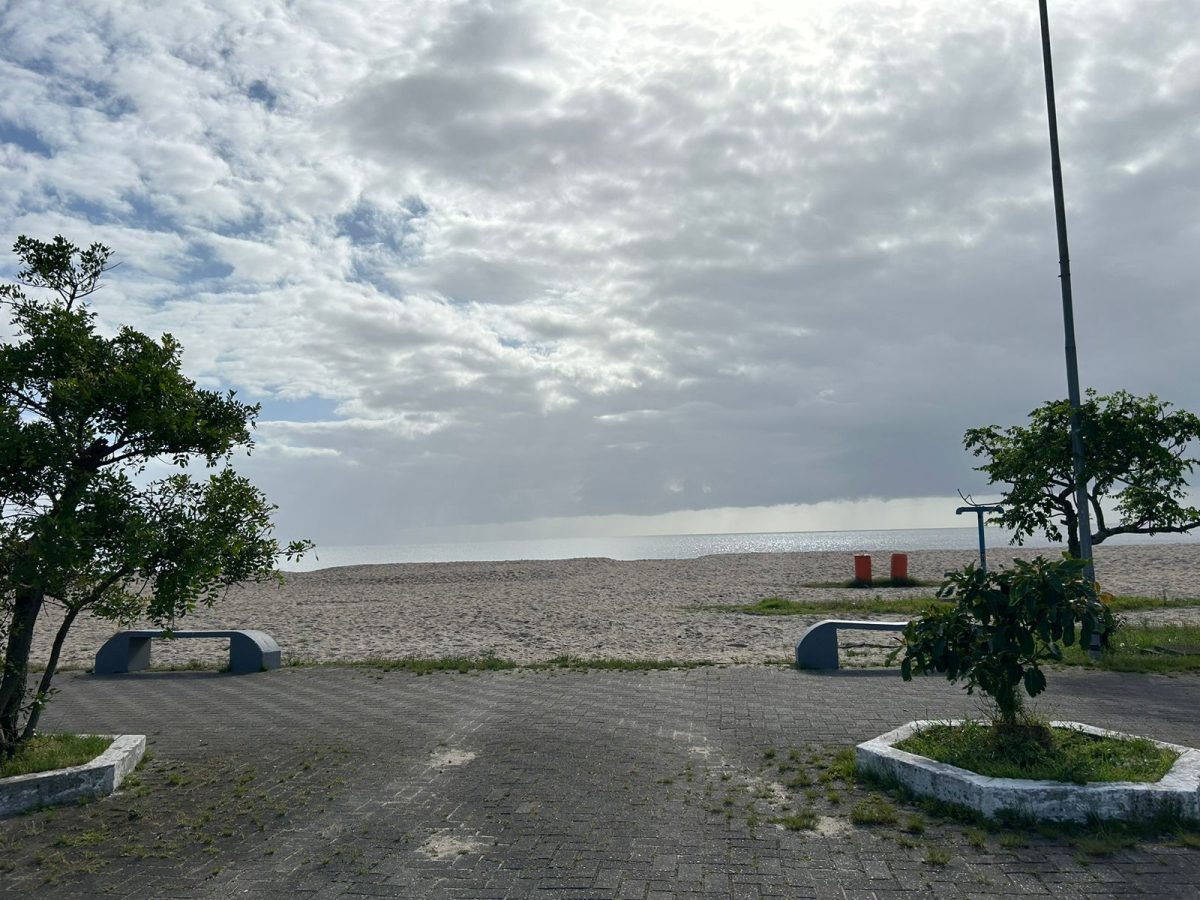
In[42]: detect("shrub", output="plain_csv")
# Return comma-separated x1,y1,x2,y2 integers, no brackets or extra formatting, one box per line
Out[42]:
896,556,1116,728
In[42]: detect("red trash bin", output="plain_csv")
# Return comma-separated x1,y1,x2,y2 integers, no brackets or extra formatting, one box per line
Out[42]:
853,554,872,585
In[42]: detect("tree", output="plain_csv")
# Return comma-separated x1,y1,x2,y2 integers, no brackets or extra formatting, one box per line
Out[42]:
897,556,1115,729
0,236,311,759
964,390,1200,557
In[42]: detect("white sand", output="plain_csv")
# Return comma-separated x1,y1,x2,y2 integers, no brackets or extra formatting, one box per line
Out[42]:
30,543,1200,669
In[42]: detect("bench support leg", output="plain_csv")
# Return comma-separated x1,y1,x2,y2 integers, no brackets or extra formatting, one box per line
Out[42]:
796,628,840,670
228,634,280,673
95,635,153,674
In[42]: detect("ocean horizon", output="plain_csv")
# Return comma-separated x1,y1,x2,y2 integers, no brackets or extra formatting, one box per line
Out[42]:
281,525,1200,572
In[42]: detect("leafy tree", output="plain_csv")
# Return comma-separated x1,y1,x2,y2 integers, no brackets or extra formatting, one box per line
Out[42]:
964,390,1200,557
0,236,311,759
897,556,1115,729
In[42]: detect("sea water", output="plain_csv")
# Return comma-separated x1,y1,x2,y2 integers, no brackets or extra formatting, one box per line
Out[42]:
282,526,1198,571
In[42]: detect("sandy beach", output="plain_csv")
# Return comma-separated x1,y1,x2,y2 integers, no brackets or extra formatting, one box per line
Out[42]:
28,542,1200,671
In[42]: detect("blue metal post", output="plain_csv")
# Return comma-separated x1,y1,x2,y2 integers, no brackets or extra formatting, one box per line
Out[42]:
957,504,1003,574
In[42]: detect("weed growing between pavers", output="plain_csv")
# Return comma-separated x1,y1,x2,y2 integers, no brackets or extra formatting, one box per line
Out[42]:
649,738,1200,881
852,753,1200,861
924,845,951,865
849,794,899,826
0,739,367,892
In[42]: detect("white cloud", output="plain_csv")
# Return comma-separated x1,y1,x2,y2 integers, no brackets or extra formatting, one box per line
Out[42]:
1,0,1197,546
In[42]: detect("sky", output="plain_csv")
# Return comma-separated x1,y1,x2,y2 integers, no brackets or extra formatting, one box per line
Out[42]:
1,0,1198,548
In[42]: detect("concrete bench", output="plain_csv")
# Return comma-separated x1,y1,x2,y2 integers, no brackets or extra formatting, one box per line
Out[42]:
94,630,281,675
795,619,909,670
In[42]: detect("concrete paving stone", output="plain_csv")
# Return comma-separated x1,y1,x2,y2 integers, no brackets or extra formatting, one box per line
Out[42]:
614,879,649,899
0,666,1195,898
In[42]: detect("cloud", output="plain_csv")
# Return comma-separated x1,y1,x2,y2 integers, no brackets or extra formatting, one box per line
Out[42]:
1,0,1198,545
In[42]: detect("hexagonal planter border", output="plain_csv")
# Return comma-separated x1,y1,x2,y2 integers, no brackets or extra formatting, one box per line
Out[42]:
0,734,146,818
856,720,1200,823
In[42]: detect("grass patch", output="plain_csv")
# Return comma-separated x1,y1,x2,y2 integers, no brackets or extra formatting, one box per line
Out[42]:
774,809,818,831
343,655,518,674
849,794,899,826
924,845,950,865
895,720,1178,784
827,748,858,783
709,596,948,617
801,576,936,589
55,829,109,848
710,594,1200,619
0,734,112,779
529,656,716,672
1058,624,1200,674
145,659,230,673
283,654,513,673
1103,596,1200,613
857,755,1200,856
284,654,716,674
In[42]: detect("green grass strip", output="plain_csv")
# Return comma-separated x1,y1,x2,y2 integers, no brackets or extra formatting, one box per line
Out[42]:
1,734,112,779
709,594,1200,618
1058,624,1200,674
707,596,949,616
801,577,937,589
527,655,717,672
291,654,519,674
895,721,1178,784
282,654,717,674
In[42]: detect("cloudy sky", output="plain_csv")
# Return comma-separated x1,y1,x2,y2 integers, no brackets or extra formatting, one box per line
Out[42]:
1,0,1198,548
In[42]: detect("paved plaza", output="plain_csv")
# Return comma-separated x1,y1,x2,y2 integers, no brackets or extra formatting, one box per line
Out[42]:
1,664,1198,898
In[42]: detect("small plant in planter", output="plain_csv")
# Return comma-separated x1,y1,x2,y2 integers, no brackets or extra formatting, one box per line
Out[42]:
862,557,1200,823
897,555,1116,738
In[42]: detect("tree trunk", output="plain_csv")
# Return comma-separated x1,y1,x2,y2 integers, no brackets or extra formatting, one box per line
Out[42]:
1064,508,1081,558
0,587,44,758
992,682,1024,729
20,606,79,742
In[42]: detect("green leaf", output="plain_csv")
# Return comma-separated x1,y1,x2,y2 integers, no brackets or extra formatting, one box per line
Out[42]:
0,235,314,756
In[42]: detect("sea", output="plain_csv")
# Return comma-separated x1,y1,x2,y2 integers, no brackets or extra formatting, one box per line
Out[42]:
283,526,1200,572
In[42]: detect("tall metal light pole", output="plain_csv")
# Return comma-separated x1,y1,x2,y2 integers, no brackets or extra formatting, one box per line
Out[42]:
1038,0,1094,585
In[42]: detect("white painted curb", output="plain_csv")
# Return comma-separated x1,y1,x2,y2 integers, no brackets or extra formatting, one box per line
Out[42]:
0,734,146,818
857,720,1200,823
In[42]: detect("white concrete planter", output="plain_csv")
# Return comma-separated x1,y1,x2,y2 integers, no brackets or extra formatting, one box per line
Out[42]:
0,734,146,818
857,720,1200,824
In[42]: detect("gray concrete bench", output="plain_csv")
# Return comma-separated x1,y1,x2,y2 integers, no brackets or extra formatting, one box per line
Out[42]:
94,630,281,675
795,619,909,670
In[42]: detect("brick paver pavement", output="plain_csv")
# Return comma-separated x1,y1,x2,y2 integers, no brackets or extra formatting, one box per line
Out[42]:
1,665,1197,898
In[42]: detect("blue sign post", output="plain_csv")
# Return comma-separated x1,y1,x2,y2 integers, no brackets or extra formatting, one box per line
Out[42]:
956,504,1003,573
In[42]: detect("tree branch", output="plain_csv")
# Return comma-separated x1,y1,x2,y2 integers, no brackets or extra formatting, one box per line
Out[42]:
1089,494,1106,534
1094,520,1200,544
2,388,50,417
